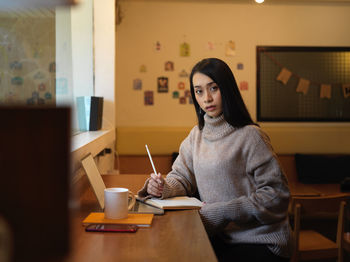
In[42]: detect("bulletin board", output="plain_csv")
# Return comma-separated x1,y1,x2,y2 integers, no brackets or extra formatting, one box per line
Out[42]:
257,46,350,122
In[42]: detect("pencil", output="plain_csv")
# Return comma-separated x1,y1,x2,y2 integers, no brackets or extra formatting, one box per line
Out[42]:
145,144,158,175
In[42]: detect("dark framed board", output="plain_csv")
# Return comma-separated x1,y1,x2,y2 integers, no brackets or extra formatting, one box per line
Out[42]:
256,46,350,122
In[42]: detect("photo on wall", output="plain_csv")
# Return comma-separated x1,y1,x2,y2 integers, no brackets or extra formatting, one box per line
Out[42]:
157,77,168,93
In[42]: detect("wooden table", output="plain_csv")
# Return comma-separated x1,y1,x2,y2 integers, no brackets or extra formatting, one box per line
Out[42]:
66,174,348,262
65,174,217,262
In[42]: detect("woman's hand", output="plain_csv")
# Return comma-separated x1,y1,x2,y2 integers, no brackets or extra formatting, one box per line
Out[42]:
147,173,164,197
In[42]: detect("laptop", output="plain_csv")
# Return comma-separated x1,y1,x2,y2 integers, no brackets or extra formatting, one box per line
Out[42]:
81,154,164,215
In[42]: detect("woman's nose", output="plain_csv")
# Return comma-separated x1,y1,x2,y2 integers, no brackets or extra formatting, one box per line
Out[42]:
204,92,213,103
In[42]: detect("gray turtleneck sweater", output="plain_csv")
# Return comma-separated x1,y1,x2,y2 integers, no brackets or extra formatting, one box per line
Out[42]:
138,114,292,257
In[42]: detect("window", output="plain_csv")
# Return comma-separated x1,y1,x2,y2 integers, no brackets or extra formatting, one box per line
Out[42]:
0,0,94,133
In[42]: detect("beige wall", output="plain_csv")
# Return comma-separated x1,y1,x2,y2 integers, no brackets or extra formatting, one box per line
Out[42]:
115,0,350,155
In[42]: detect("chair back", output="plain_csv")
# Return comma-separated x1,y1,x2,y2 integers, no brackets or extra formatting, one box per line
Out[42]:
338,199,350,262
291,194,349,262
291,194,349,217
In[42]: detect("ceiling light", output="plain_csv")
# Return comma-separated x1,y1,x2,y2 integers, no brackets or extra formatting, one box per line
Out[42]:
255,0,264,3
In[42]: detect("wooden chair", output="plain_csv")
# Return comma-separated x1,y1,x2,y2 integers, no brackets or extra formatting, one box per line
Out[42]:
291,194,349,262
338,199,350,262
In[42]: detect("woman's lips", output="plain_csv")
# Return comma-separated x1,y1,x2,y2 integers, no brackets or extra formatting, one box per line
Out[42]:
205,105,216,111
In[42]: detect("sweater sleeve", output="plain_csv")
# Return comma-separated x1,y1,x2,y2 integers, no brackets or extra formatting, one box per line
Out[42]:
162,128,198,198
199,127,290,236
137,128,198,199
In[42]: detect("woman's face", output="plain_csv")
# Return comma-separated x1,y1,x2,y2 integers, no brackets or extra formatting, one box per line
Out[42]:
192,72,223,118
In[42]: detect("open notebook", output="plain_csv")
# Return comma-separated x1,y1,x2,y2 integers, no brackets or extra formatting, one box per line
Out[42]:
81,154,164,215
141,196,204,210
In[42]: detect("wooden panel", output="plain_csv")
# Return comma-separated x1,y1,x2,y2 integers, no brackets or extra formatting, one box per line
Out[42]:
278,154,298,183
116,155,173,174
116,154,296,177
116,126,191,155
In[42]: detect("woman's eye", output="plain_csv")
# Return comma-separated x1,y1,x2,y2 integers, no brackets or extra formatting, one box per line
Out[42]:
195,89,202,94
210,86,218,92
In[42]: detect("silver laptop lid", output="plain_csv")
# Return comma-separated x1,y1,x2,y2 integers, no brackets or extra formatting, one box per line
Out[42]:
81,153,164,215
81,154,106,210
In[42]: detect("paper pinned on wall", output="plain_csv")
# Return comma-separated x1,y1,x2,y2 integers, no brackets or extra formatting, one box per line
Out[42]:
179,69,189,78
144,91,154,105
44,92,52,100
133,78,142,90
155,41,161,51
38,83,46,91
207,41,214,51
165,61,174,71
140,64,147,72
178,82,185,90
296,78,310,95
179,97,186,104
180,42,190,57
276,68,292,85
10,61,22,70
320,84,331,99
172,91,179,98
237,63,244,70
225,40,236,56
239,81,248,91
157,77,168,93
56,78,68,94
343,84,350,98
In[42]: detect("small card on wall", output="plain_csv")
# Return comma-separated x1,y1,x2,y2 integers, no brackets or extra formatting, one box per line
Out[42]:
140,65,147,73
173,91,179,98
276,68,292,85
343,84,350,98
179,97,186,104
155,41,161,51
133,78,142,90
225,40,236,56
10,61,22,70
237,63,244,70
184,90,191,97
239,81,248,91
178,82,185,90
144,91,154,105
179,69,189,78
56,78,68,95
296,78,310,95
157,77,168,93
207,41,214,51
165,61,174,71
180,42,190,57
38,83,46,91
320,84,331,99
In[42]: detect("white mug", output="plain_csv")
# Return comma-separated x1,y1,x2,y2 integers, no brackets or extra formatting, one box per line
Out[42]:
104,188,136,219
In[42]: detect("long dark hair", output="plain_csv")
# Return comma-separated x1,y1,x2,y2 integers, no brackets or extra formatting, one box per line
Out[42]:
189,58,256,130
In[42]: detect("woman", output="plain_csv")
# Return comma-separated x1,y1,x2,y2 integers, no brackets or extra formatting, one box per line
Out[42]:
138,58,292,262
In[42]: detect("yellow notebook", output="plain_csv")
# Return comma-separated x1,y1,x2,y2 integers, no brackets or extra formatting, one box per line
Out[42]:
82,213,154,227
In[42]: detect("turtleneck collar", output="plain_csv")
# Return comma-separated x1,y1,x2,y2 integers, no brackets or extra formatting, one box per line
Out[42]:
202,113,235,141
